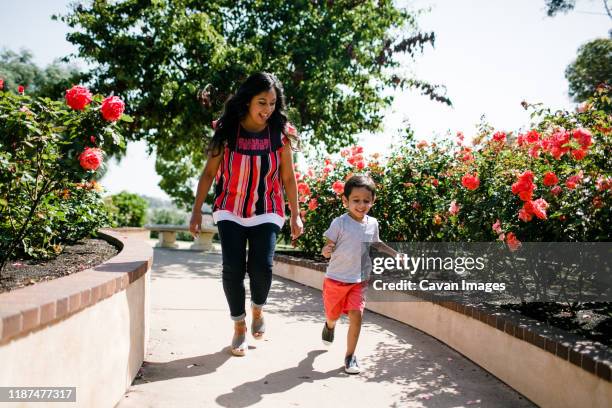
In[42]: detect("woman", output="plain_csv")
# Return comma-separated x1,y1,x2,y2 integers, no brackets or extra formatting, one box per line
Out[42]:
190,72,303,356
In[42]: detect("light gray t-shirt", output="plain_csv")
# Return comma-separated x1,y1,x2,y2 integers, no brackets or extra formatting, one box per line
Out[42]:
323,213,381,283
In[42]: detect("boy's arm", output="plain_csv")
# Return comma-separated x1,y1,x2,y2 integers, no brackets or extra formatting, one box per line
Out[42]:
321,238,336,258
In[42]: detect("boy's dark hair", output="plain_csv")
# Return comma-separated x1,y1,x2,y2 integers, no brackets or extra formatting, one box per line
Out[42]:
343,174,376,198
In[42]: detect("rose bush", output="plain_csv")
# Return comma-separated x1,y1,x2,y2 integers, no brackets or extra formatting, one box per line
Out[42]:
286,86,611,256
0,83,131,272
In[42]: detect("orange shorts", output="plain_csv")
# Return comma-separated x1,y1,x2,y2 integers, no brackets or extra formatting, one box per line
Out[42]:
323,277,367,320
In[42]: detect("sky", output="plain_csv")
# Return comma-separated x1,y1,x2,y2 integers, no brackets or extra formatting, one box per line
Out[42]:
1,0,610,200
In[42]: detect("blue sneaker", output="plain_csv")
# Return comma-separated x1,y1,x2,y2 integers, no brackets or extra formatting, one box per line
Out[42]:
344,354,361,374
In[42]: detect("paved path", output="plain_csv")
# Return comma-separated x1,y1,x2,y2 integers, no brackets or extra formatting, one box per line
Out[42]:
117,242,535,408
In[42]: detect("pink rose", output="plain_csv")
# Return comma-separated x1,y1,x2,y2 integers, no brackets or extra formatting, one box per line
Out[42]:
550,186,562,196
100,95,125,122
65,85,93,110
492,219,502,234
448,200,460,215
284,122,297,136
78,147,104,171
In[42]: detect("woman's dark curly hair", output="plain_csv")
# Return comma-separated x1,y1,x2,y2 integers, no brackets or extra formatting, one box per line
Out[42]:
207,72,300,157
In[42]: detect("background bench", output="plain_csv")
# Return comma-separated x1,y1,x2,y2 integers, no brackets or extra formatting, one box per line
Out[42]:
144,224,217,251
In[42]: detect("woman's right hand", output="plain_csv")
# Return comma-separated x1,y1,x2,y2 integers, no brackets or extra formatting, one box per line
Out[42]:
189,211,202,238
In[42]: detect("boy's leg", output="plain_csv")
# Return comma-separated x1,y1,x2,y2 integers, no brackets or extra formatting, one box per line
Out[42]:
322,278,343,345
346,310,363,357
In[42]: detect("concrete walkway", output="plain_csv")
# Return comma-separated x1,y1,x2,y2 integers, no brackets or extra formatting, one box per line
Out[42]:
116,242,535,408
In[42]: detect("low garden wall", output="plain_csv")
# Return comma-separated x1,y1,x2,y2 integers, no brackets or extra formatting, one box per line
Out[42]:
273,254,612,408
0,229,152,408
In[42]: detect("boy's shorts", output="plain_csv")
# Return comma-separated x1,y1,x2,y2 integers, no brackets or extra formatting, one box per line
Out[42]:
323,277,367,320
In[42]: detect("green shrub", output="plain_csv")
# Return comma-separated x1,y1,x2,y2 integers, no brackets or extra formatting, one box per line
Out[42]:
106,191,148,227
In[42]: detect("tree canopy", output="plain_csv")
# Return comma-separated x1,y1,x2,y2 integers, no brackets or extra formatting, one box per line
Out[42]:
58,0,450,208
565,38,612,103
0,49,82,98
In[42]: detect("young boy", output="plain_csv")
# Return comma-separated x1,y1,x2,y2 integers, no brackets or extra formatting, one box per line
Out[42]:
321,174,398,374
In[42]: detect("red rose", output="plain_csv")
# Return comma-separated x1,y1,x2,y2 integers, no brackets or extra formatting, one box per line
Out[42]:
308,198,318,211
461,173,480,190
100,95,125,122
525,130,540,144
571,149,587,160
518,190,533,202
65,85,92,110
511,171,535,201
565,172,583,190
506,232,521,252
78,147,104,171
17,85,25,94
518,207,533,222
547,130,571,159
492,131,506,143
332,181,345,195
0,78,4,90
593,196,604,209
572,128,592,149
297,182,311,197
543,172,558,186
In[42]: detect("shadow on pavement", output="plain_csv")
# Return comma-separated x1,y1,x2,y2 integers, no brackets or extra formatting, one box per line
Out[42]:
215,350,343,408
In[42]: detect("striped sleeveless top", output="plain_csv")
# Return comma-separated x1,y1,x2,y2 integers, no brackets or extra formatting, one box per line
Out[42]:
212,124,288,228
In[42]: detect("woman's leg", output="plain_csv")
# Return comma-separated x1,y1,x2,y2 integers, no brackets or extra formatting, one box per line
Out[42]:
217,220,248,321
246,223,280,310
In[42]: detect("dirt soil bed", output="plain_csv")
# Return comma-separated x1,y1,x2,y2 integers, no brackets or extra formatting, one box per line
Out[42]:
0,238,119,294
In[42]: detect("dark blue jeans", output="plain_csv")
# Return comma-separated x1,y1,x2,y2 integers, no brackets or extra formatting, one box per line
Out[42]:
217,220,280,321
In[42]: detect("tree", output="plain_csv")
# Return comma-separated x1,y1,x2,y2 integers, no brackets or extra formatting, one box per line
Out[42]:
0,49,83,99
565,38,612,103
58,0,450,208
544,0,612,19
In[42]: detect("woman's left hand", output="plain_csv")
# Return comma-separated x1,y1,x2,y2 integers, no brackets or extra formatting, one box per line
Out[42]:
290,213,304,243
